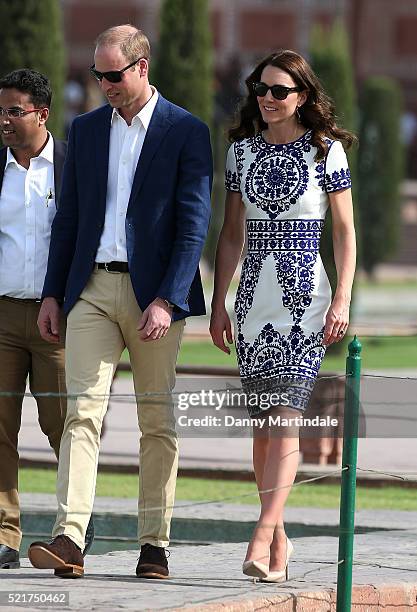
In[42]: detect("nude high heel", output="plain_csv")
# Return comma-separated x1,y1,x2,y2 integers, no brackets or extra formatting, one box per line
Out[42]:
243,524,273,579
261,537,293,583
242,558,269,579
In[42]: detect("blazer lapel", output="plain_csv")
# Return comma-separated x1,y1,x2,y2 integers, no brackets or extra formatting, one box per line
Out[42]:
53,138,67,207
0,147,7,195
93,105,112,209
128,96,173,208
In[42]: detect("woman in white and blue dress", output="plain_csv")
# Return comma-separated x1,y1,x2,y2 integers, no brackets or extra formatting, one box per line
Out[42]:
210,50,356,582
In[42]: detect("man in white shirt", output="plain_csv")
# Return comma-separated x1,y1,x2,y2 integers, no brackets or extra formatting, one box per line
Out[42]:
29,25,212,580
0,70,94,569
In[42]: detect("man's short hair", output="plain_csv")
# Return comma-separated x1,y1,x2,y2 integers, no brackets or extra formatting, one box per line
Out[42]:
95,24,151,63
0,69,52,108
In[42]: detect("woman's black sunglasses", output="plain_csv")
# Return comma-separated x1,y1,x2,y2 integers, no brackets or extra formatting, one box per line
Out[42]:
89,57,143,83
253,82,302,100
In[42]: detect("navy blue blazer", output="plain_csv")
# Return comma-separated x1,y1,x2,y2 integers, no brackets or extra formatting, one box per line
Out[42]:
42,95,213,320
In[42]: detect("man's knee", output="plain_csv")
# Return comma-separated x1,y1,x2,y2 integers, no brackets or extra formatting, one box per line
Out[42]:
138,402,177,438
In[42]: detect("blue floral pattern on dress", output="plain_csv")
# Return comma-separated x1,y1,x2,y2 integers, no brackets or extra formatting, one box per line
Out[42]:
235,252,268,327
233,218,326,410
224,131,351,414
325,167,351,192
236,323,326,413
237,323,324,380
315,140,352,192
225,141,245,192
244,133,310,219
273,250,318,324
225,168,239,191
235,219,324,328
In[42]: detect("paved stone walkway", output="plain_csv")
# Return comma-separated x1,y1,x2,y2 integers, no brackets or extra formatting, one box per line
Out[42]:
3,496,416,610
4,532,417,611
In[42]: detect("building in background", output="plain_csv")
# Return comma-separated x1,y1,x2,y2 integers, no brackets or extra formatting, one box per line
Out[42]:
62,0,417,163
61,0,417,267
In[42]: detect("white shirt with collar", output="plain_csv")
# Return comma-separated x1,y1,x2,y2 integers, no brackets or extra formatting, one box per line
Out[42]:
95,86,159,263
0,132,56,299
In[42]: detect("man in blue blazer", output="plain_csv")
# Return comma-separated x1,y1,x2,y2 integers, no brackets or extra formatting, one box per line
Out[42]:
29,25,212,579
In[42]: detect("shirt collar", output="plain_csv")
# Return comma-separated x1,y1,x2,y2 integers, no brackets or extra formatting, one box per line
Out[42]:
6,131,54,168
111,86,159,130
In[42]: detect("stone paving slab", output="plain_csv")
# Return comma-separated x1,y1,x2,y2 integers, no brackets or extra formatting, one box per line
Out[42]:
19,495,417,566
9,496,417,610
2,534,417,611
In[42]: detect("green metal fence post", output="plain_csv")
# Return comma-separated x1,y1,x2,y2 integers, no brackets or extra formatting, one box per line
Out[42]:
337,335,362,612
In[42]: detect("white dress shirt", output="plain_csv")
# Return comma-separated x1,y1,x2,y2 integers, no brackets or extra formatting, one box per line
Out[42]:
0,133,56,299
95,87,159,263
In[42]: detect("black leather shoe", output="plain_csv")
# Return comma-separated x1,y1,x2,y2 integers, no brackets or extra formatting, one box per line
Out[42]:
83,515,95,557
136,543,170,579
0,545,20,569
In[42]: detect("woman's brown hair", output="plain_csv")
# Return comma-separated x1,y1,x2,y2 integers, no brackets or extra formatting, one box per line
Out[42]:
228,50,357,160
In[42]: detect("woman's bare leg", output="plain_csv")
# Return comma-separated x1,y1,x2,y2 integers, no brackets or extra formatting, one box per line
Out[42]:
266,432,299,570
244,408,300,570
244,423,270,565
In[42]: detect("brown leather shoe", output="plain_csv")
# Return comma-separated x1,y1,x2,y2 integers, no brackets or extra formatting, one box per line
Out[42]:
28,535,84,578
136,543,170,579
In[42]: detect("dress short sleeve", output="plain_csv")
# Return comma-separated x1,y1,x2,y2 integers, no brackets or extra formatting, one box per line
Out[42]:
324,140,352,193
225,143,241,192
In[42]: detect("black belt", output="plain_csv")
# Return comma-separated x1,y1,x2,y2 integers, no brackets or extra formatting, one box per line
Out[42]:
97,261,129,273
0,295,42,303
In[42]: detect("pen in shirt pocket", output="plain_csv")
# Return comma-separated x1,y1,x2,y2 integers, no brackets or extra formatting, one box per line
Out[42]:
45,188,54,207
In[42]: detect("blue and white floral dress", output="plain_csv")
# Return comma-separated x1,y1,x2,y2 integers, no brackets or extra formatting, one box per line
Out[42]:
225,130,351,414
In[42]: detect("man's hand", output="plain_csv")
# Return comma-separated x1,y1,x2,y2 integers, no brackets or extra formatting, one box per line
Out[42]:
37,297,61,343
137,298,173,341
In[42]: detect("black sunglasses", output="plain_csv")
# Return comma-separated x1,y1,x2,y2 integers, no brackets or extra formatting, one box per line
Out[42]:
253,82,302,100
89,57,143,83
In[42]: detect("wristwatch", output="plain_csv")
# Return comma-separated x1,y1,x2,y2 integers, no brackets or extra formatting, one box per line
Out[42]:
159,298,174,309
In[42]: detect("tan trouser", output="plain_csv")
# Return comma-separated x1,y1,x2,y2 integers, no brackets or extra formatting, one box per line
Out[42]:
53,269,184,550
0,297,66,550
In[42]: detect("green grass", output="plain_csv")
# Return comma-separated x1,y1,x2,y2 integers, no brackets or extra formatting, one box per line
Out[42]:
172,336,417,370
20,469,417,511
355,279,417,290
322,335,417,370
178,341,238,367
120,336,417,371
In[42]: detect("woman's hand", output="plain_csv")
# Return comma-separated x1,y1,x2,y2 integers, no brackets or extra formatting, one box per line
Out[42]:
323,293,350,346
210,305,234,354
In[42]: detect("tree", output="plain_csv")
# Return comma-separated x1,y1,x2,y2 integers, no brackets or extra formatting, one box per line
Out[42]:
153,0,213,126
310,20,358,352
310,19,358,279
358,77,404,276
0,0,65,137
153,0,218,267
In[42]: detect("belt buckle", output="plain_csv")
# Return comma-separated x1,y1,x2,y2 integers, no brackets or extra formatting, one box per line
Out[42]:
104,262,119,274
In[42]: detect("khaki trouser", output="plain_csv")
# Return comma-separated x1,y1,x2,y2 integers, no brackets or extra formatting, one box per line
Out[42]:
53,269,184,550
0,297,66,550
